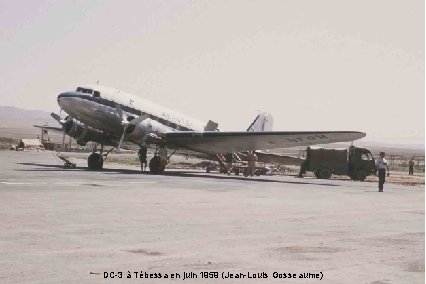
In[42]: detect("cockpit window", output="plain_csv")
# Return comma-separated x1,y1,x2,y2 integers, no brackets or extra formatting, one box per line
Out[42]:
93,91,100,98
76,87,83,92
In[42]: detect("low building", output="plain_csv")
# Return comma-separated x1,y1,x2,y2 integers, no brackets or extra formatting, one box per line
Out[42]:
17,139,44,150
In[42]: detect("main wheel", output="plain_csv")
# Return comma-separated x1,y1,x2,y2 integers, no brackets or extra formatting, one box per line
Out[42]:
318,168,332,179
88,153,103,170
149,156,165,174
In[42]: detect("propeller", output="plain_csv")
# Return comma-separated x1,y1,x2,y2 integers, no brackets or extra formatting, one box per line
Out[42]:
115,104,150,151
51,112,68,150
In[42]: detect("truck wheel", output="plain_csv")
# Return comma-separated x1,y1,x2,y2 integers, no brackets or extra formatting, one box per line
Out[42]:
318,168,332,179
354,169,367,181
314,170,320,179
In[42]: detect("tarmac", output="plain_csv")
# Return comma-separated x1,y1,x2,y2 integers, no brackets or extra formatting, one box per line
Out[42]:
0,151,424,283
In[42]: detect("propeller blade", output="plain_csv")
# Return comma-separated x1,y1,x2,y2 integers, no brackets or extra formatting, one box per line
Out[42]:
51,112,61,123
61,128,66,150
117,125,128,151
51,112,67,125
115,104,128,124
129,113,149,125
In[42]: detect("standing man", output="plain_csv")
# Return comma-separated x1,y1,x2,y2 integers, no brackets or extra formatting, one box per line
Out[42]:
408,158,415,175
138,144,148,172
224,152,233,174
247,151,258,177
375,152,390,192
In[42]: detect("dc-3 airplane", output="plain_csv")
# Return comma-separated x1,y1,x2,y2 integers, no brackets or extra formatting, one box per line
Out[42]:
39,85,365,174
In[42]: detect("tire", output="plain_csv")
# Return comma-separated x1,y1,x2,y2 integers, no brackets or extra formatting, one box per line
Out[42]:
88,153,103,170
318,168,332,179
353,169,367,181
149,156,165,174
314,170,320,179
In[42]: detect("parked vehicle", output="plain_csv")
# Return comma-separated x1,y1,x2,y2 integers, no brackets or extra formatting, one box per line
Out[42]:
299,146,375,181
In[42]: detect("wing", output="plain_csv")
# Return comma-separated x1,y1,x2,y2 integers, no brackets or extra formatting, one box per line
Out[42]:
33,125,63,132
164,131,365,154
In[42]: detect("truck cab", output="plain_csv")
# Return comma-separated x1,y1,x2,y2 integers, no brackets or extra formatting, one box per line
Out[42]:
348,146,376,180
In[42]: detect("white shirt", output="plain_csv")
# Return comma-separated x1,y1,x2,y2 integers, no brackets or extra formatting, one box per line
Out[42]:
375,157,388,169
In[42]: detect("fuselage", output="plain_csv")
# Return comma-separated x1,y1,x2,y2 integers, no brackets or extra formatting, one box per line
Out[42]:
57,85,206,142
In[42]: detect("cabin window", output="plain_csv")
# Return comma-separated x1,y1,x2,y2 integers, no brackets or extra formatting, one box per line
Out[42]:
93,91,100,98
76,87,83,92
361,153,373,160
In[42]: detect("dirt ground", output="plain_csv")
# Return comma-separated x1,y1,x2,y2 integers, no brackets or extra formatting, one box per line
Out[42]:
365,172,425,187
299,171,425,187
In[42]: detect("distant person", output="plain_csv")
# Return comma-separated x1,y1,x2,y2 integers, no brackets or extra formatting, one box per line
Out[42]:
138,144,147,171
247,151,258,176
408,158,415,175
224,152,233,174
298,160,308,178
375,152,390,192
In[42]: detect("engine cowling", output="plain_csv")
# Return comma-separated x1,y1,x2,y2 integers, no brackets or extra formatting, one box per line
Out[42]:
127,118,170,144
63,118,115,146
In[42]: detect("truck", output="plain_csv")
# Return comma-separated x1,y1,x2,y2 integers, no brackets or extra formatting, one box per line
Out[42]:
299,146,376,181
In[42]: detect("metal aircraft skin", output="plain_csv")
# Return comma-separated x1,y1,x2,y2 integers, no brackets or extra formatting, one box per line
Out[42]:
50,85,365,172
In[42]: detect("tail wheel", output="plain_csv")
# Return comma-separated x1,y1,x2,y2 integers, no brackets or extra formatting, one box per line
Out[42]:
318,168,332,179
88,153,103,170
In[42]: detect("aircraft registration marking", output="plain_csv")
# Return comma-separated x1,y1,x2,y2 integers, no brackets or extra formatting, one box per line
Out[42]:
284,134,328,143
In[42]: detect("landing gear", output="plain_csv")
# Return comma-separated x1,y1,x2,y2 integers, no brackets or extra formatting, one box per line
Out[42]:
87,144,112,170
149,156,165,174
149,145,168,174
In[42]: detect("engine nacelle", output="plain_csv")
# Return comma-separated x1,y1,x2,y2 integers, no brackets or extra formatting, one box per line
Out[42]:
127,118,170,144
64,118,114,146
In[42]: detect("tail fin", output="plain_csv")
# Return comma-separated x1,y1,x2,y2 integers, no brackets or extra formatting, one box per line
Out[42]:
246,112,273,132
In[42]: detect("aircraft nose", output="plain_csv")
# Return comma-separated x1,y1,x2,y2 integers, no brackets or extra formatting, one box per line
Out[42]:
57,91,78,109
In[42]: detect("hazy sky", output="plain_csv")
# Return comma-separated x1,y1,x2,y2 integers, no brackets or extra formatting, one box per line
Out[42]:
0,0,424,145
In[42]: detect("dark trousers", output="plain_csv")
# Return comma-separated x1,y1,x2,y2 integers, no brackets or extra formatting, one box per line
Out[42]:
409,167,414,175
378,169,386,191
